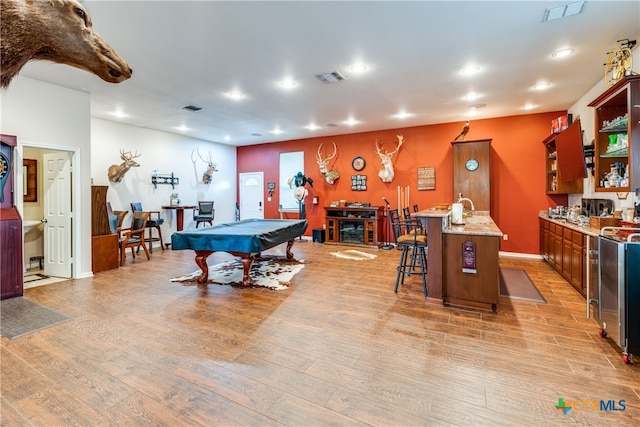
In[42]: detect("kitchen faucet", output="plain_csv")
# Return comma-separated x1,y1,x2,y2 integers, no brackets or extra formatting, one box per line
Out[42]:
457,193,475,211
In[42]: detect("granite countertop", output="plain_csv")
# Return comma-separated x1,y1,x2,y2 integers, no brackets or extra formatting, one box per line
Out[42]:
538,212,601,237
414,208,503,236
446,211,503,237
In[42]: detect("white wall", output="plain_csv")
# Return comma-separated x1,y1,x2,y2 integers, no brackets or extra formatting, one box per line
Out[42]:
91,119,237,236
1,76,92,278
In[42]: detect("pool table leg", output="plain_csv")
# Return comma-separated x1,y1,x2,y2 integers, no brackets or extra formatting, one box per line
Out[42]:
285,239,295,259
194,250,214,284
240,257,254,286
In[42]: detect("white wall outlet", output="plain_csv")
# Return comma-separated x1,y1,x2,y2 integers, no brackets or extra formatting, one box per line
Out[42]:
503,234,509,240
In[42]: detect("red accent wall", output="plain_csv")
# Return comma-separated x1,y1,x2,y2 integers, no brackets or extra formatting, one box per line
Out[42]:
237,111,570,255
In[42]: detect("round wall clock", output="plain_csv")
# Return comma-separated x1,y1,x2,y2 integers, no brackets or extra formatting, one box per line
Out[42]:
465,158,479,171
352,156,366,171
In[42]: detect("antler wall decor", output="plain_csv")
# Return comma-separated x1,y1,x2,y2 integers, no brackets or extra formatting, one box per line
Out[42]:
316,142,340,184
107,149,141,183
375,134,404,183
1,0,132,89
191,148,218,184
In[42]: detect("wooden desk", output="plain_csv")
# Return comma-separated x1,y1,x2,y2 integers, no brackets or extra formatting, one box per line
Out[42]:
162,205,196,231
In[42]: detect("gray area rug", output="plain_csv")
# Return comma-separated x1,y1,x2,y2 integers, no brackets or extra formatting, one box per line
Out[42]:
1,297,71,339
499,267,547,303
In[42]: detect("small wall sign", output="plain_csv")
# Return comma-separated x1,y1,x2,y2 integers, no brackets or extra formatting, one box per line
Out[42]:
462,240,477,274
417,166,435,190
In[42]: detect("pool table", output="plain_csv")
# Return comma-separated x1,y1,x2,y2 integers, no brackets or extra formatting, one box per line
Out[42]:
171,218,308,285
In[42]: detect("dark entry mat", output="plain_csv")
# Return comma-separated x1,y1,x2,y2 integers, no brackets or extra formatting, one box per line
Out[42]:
1,297,71,339
499,267,547,303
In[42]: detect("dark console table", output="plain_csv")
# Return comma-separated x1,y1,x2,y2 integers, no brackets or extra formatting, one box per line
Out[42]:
324,206,384,247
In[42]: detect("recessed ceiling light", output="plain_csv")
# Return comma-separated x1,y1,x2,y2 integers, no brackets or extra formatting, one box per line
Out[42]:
344,118,360,126
225,90,245,100
305,123,321,131
176,125,190,132
523,104,537,110
393,111,413,119
533,82,551,91
350,64,368,73
271,128,283,135
110,110,129,118
280,79,297,89
552,48,574,58
462,92,481,101
224,135,231,141
461,65,481,75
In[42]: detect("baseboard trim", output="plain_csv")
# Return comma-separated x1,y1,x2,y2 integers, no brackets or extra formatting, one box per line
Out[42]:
499,251,543,259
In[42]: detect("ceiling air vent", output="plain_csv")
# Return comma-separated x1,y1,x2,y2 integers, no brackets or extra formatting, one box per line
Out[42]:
180,104,205,112
315,71,346,84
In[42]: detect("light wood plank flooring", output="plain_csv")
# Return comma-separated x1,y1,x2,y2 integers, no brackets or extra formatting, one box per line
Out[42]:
2,241,639,426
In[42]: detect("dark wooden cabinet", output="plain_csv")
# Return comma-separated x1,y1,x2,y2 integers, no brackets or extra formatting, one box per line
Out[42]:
452,139,491,212
588,75,639,193
91,185,119,273
539,217,591,296
324,206,383,247
1,208,23,299
542,127,584,194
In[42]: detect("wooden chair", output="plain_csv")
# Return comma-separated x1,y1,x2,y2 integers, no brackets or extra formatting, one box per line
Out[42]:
193,200,214,228
130,202,164,252
119,211,150,266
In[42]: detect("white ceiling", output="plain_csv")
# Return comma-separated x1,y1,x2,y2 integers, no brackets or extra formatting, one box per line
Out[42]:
18,1,640,146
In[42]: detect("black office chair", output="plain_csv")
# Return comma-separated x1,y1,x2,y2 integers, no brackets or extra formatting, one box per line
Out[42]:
130,202,165,252
193,201,214,228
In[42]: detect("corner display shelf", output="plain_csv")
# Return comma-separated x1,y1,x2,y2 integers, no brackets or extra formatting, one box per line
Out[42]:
588,75,640,193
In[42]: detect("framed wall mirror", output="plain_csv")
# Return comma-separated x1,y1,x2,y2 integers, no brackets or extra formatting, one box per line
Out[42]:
23,159,37,202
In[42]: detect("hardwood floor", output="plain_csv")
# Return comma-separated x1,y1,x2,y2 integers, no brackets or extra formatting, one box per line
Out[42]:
2,241,639,426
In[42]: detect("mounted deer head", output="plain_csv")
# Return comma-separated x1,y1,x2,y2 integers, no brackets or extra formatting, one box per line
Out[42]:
316,142,340,185
191,148,218,184
108,149,140,183
0,0,132,88
376,134,404,183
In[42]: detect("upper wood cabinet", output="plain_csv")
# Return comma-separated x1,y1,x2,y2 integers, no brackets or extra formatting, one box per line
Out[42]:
588,75,640,193
542,120,584,194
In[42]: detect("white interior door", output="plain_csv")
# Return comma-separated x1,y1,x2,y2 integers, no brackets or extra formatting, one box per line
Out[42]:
239,172,264,220
43,151,72,278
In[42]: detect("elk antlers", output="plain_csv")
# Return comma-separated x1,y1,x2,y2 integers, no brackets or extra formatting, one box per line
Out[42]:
316,142,340,185
191,147,218,184
108,149,140,183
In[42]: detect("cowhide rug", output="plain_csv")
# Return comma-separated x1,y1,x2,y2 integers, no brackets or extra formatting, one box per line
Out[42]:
170,257,305,290
329,249,377,261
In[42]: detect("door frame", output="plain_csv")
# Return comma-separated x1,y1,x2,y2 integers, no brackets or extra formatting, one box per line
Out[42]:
17,141,80,279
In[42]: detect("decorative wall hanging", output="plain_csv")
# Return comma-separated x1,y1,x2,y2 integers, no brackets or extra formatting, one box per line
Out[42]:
191,147,218,184
107,149,140,183
23,159,37,202
375,134,404,183
352,156,365,171
351,174,367,191
417,166,435,190
316,142,340,184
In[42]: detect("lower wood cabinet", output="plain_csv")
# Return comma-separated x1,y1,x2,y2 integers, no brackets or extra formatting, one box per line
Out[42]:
539,218,589,296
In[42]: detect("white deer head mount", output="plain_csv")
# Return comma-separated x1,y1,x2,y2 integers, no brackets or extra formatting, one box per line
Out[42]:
108,149,141,183
191,148,218,184
316,142,340,185
0,0,132,88
376,134,404,183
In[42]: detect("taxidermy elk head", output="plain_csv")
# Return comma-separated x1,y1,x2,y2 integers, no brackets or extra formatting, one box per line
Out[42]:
0,0,132,89
108,149,140,183
316,142,340,185
376,134,404,183
191,148,218,184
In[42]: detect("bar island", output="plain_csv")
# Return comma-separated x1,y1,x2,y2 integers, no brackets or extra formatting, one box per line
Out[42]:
413,209,503,311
